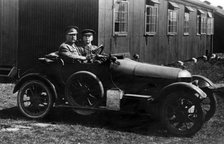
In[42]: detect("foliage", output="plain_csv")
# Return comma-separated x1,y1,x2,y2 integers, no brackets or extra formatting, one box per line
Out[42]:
184,59,224,83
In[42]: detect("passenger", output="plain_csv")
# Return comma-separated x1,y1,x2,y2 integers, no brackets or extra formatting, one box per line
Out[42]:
58,26,87,61
81,29,99,56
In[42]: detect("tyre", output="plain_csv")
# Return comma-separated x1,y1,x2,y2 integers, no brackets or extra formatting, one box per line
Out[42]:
201,87,217,121
17,80,53,119
65,71,104,115
160,91,205,137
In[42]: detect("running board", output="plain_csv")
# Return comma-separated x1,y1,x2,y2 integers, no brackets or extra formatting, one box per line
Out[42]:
54,104,151,115
123,94,154,100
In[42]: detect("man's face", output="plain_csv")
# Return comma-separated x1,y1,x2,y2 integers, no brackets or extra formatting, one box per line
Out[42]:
83,34,93,45
66,29,78,43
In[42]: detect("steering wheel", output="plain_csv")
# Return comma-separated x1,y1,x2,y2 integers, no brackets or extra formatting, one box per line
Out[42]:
86,54,108,64
92,44,104,54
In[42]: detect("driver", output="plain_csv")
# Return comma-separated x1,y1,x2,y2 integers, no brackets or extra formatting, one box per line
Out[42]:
81,29,99,56
58,26,87,62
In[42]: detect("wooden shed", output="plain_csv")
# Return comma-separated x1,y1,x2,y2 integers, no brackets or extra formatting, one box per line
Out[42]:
0,0,215,82
98,0,214,64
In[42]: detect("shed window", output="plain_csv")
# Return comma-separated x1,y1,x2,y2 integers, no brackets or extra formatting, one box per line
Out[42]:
184,6,194,35
168,2,179,35
184,13,190,34
145,0,159,35
113,0,129,36
196,9,206,35
201,14,207,34
207,12,214,35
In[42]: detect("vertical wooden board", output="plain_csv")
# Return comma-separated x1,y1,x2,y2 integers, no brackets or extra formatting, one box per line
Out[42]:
178,5,184,60
98,0,111,54
206,35,211,54
167,36,178,63
132,0,144,36
200,35,207,56
131,0,144,59
128,0,134,56
98,0,105,45
98,0,113,53
104,0,113,38
0,0,18,66
189,9,197,58
146,36,158,64
158,0,170,64
159,0,168,36
0,0,2,64
214,14,224,53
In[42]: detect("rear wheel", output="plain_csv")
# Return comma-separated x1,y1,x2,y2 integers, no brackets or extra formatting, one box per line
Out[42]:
160,91,204,137
65,71,104,115
17,80,53,119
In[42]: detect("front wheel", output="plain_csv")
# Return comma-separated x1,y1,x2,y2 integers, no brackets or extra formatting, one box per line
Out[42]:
160,91,205,137
17,80,53,119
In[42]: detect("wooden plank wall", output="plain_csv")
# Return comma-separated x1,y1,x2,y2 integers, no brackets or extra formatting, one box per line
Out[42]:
98,0,130,54
0,0,18,66
98,0,213,64
18,0,99,72
214,14,224,53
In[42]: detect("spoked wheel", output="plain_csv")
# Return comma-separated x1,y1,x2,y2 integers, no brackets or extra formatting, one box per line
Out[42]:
160,91,204,137
200,87,217,121
17,80,53,119
65,71,104,115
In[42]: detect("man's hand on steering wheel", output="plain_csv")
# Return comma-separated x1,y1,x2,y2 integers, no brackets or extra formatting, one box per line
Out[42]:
92,44,104,54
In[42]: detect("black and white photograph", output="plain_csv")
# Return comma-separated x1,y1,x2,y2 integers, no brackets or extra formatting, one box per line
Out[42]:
0,0,224,143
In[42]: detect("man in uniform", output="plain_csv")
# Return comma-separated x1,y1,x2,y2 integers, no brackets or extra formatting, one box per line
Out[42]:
81,29,99,56
59,26,87,62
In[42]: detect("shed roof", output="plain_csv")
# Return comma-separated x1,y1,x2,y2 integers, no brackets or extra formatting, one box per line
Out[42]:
214,7,224,17
178,0,214,10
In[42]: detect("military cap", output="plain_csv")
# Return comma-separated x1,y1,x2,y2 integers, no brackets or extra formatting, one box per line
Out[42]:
82,29,96,36
65,26,79,35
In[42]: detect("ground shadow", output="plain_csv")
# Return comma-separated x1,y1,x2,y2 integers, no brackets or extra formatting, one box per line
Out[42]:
0,106,167,137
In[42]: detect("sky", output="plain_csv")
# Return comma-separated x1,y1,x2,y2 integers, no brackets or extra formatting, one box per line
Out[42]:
201,0,224,7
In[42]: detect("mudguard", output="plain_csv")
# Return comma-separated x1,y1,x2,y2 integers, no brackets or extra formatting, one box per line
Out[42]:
192,75,214,88
13,73,58,100
158,82,207,100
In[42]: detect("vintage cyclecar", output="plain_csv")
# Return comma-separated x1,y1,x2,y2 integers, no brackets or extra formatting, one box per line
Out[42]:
12,46,217,137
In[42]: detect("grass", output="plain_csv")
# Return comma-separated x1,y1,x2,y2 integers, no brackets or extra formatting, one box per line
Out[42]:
184,59,224,83
0,59,224,143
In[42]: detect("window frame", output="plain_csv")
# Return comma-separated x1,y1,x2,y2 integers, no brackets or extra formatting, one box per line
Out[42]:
196,14,201,35
183,6,194,36
184,12,190,35
207,12,214,35
113,0,129,36
201,14,207,35
168,9,178,35
196,9,207,35
145,2,158,35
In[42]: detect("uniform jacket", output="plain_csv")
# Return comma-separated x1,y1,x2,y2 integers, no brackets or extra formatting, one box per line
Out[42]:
82,44,98,56
58,42,85,60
